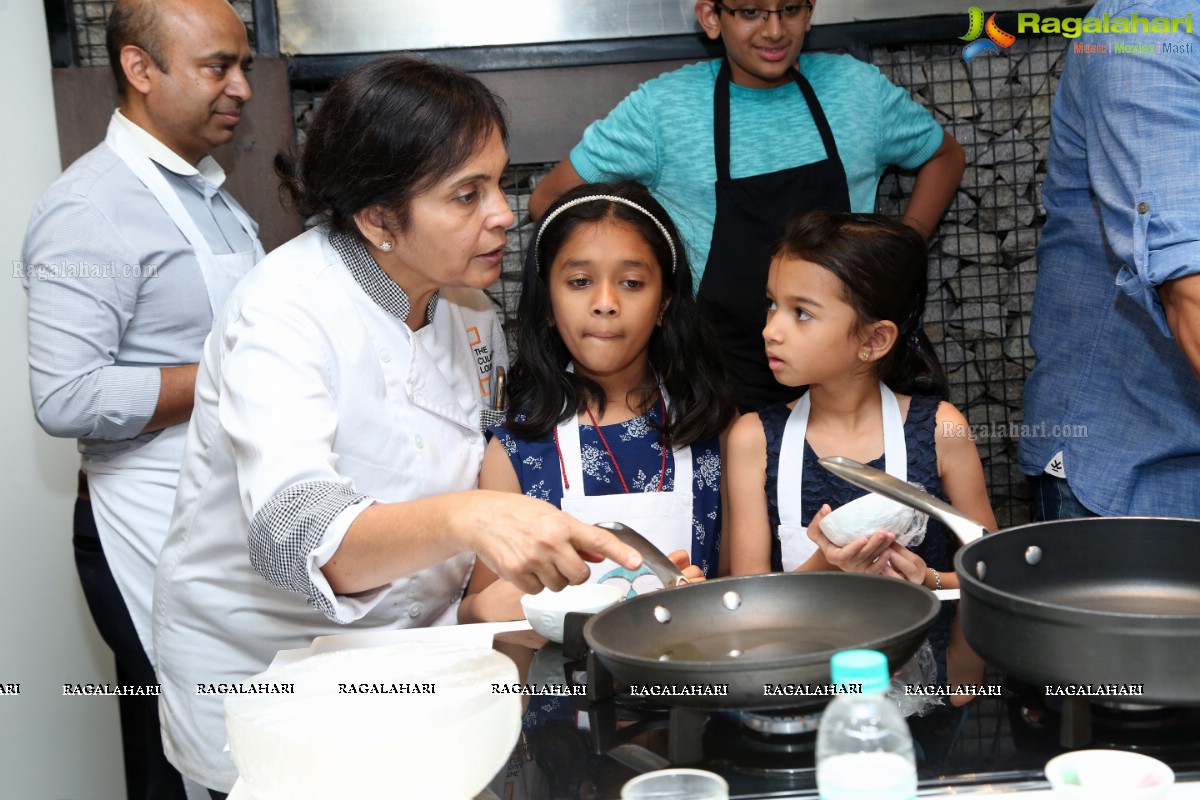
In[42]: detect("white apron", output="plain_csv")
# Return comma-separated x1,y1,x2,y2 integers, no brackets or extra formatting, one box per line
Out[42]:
85,120,264,658
555,398,694,598
777,384,907,571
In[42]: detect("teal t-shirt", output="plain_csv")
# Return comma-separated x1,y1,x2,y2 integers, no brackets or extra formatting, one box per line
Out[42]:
569,53,944,282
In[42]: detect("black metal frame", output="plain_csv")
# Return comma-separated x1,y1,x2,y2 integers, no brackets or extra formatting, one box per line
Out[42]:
250,0,279,57
281,9,1085,84
44,5,1084,79
44,0,77,68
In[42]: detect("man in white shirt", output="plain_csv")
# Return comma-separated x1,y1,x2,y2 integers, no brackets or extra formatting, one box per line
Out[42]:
21,1,260,797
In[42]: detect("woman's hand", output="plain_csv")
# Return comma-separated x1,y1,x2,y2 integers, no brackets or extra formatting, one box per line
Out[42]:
457,491,643,596
806,504,926,583
668,549,706,583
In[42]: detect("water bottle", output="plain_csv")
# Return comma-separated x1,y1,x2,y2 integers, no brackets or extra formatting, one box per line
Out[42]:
816,649,917,800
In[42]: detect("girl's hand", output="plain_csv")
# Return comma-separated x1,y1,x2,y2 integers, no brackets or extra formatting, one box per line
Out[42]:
873,543,928,585
807,504,897,573
668,549,706,583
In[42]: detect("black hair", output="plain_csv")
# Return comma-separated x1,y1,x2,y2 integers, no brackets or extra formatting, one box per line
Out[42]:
106,0,167,95
775,209,949,398
507,181,735,447
274,56,508,237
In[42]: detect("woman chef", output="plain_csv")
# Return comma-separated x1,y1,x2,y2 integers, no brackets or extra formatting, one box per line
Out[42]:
151,57,642,798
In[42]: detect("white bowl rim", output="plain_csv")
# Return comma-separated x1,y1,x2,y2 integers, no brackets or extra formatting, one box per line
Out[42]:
1044,749,1175,789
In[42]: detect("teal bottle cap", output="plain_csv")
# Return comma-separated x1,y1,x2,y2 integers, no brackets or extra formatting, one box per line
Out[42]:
830,649,890,694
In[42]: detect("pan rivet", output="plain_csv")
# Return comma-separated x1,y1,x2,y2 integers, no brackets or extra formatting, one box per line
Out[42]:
658,653,672,662
728,649,742,658
1025,546,1042,565
653,605,671,624
722,591,742,611
975,561,987,581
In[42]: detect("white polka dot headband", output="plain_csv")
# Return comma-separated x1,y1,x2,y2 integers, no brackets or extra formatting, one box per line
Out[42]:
534,194,678,275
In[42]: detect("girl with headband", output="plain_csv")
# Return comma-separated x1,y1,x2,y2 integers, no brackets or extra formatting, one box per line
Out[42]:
460,181,736,621
726,209,994,702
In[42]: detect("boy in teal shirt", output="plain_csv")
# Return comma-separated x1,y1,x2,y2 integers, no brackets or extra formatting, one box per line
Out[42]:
531,1,963,410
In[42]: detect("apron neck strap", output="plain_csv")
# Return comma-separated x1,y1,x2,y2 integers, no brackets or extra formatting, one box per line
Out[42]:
713,61,838,182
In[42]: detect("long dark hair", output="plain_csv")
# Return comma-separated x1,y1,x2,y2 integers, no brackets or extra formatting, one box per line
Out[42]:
507,181,734,447
275,56,508,236
776,210,949,397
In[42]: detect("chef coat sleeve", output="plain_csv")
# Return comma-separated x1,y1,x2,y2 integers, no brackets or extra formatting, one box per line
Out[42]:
1076,13,1200,335
21,193,161,439
220,294,388,623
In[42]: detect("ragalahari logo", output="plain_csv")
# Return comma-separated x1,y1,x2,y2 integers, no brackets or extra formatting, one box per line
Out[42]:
960,7,1016,63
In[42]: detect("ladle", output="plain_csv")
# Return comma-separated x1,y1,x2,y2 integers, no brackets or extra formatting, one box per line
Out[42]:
596,521,690,587
817,456,987,545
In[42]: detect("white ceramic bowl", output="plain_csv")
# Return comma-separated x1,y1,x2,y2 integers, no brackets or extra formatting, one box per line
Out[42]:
1045,750,1174,800
818,492,918,547
224,642,520,800
521,583,625,643
621,768,729,800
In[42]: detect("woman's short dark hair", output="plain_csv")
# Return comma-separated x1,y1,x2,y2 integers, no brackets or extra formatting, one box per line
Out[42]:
275,56,508,236
507,181,735,448
776,210,949,398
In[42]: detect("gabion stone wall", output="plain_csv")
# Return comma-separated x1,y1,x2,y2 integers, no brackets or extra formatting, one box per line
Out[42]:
71,0,257,65
876,37,1068,528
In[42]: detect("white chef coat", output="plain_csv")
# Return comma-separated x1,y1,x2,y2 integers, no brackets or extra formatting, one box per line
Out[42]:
152,227,507,791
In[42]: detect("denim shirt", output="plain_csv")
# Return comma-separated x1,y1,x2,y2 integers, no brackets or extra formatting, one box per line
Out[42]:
1020,0,1200,516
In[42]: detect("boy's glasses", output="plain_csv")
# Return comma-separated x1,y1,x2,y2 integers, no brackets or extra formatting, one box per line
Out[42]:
713,2,814,25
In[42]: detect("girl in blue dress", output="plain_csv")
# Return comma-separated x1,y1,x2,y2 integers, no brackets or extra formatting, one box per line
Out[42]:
460,181,735,622
726,210,996,701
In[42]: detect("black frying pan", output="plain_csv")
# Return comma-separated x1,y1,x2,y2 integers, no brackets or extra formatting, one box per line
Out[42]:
582,571,939,709
820,456,1200,705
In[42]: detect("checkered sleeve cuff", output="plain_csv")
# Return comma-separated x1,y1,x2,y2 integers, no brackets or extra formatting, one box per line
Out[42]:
249,480,370,621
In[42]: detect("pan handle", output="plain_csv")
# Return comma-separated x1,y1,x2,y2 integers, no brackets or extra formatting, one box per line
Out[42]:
595,521,690,587
817,456,987,546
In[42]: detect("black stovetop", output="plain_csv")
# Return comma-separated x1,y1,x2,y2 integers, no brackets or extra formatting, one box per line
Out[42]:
487,634,1200,800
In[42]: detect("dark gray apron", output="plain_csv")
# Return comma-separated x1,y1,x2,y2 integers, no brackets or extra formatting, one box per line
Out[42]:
696,60,852,412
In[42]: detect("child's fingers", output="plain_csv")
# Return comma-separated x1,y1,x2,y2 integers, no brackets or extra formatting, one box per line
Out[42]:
667,549,692,569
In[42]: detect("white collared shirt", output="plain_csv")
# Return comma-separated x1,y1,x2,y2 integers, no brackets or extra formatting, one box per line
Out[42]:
22,110,257,457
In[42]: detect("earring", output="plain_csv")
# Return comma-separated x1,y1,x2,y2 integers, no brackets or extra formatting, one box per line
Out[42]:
859,351,870,361
379,241,393,253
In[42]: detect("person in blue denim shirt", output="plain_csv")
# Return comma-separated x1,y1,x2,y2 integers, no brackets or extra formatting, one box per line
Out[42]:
1020,0,1200,520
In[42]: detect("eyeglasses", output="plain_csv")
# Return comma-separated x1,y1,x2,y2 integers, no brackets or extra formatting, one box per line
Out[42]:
713,2,814,25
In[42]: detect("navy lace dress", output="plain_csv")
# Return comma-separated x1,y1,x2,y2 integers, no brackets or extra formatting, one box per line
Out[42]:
760,393,956,685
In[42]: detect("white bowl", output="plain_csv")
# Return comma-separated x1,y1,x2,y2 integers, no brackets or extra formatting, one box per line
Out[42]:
819,492,918,547
224,642,520,800
1045,750,1174,800
521,583,625,643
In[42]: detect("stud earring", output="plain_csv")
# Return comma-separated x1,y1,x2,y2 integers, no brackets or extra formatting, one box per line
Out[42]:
860,351,870,361
379,241,393,253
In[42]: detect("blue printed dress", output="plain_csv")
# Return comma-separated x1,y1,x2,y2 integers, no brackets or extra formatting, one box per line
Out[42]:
490,401,723,578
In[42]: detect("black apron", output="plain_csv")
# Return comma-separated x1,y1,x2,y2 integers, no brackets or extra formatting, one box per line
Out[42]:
696,60,852,412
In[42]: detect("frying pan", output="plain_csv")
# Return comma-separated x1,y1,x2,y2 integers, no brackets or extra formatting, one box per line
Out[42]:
582,561,940,709
820,456,1200,705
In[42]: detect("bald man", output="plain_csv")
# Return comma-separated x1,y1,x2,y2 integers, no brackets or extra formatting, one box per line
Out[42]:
21,1,260,797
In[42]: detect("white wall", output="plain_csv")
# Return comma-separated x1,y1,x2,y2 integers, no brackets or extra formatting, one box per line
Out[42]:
0,0,126,796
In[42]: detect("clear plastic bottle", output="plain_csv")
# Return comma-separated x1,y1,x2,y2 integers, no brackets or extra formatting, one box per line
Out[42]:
816,649,917,800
